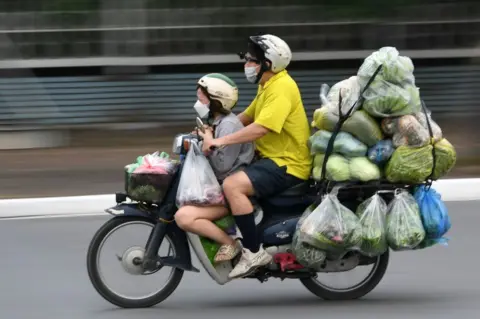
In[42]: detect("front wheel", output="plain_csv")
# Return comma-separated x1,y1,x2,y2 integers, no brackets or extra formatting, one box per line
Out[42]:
87,216,184,308
300,250,389,300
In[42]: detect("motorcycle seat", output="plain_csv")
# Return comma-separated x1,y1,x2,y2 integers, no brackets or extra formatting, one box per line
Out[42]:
276,181,312,197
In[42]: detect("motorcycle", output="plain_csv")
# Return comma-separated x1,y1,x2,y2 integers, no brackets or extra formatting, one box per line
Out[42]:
86,117,390,309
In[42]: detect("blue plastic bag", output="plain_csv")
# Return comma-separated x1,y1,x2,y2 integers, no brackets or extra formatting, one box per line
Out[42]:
414,185,451,240
367,139,394,165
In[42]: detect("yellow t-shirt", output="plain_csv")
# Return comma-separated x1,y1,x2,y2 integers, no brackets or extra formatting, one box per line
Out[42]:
244,70,312,180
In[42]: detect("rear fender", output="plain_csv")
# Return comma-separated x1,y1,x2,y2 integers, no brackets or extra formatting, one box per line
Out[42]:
104,203,198,273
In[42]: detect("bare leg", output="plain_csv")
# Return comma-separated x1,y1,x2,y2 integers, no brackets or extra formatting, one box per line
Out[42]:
175,205,234,246
222,171,255,216
223,171,272,278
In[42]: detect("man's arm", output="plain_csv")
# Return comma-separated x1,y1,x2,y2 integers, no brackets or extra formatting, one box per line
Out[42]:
237,112,253,126
216,123,269,146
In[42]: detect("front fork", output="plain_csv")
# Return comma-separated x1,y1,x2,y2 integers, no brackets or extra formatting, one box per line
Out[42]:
143,221,168,271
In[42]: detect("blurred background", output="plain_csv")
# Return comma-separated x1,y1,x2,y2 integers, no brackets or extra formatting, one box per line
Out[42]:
0,0,478,199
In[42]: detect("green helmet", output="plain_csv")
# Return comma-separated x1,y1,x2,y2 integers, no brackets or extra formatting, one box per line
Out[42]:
197,73,239,111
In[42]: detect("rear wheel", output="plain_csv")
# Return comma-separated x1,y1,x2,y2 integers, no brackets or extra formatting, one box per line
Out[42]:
300,250,389,300
87,216,184,308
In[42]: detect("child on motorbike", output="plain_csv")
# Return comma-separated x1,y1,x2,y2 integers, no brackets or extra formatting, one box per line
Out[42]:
174,73,255,263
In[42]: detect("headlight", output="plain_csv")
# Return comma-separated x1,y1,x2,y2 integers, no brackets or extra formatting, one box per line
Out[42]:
172,134,184,155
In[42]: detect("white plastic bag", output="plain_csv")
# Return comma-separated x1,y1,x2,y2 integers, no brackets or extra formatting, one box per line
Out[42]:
352,194,388,257
386,189,426,250
320,76,362,116
176,142,225,207
298,190,361,253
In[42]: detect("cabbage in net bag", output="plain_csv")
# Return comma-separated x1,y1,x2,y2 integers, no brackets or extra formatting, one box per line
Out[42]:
362,80,421,118
357,46,415,87
176,142,225,207
352,194,388,257
298,192,361,253
386,190,426,251
312,107,383,147
308,130,368,157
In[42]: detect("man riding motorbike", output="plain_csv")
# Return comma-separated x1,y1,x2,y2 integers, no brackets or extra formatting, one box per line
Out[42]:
202,34,313,278
175,73,255,263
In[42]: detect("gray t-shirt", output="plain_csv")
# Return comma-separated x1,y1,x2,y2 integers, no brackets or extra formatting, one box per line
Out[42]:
207,113,255,182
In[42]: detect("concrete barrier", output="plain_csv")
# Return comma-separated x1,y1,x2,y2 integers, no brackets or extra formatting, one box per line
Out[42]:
0,178,479,219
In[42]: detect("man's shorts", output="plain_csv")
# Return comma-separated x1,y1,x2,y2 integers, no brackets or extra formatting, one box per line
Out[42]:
243,158,304,199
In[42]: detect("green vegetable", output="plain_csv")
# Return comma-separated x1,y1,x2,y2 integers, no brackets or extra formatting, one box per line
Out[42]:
311,108,384,147
385,138,456,183
308,130,367,157
292,232,327,270
386,190,426,250
349,157,381,182
312,154,350,182
432,138,457,180
362,79,420,118
357,46,415,87
353,194,388,257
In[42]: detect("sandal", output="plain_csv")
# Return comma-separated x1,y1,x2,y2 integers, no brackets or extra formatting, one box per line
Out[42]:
214,242,241,263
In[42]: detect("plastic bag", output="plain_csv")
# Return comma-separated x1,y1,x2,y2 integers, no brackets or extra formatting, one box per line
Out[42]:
352,194,388,257
413,185,451,240
176,142,225,207
292,204,327,270
362,80,421,118
311,107,383,147
298,192,361,253
320,76,362,116
385,138,456,183
308,130,368,157
368,140,394,165
386,190,426,250
381,114,442,148
357,46,415,87
134,152,179,174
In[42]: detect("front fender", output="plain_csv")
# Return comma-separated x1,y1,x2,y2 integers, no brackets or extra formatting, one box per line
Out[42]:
104,203,155,220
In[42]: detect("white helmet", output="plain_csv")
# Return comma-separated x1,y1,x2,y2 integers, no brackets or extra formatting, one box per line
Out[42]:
248,34,292,73
197,73,239,111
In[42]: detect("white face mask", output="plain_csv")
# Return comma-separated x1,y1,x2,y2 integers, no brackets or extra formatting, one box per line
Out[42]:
244,66,258,84
193,100,210,118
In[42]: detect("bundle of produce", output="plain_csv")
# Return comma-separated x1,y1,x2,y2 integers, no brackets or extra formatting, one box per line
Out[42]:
291,204,328,270
125,151,179,203
386,189,426,250
312,107,384,147
298,193,362,253
381,113,443,148
352,194,388,257
385,138,457,183
176,142,225,207
308,130,368,157
320,76,362,117
367,139,395,165
357,47,421,118
312,153,381,182
413,185,451,248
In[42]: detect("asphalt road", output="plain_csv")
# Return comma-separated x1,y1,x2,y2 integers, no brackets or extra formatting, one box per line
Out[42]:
0,201,478,319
